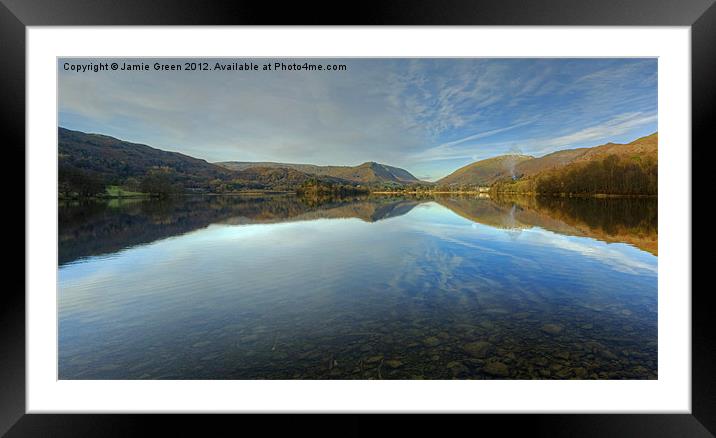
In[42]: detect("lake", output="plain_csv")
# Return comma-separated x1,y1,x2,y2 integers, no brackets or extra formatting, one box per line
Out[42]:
58,194,657,379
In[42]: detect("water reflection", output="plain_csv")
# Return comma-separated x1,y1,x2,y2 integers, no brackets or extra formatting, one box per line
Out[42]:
60,194,657,265
59,195,421,265
59,195,657,379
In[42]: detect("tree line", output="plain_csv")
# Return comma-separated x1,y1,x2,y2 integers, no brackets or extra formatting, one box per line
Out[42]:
296,179,370,197
59,166,183,198
492,154,657,196
535,154,657,196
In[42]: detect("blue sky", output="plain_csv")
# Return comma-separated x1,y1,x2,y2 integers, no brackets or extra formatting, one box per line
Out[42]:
59,58,657,181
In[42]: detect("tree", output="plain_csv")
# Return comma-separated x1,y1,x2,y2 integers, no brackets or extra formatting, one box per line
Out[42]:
532,154,657,196
58,166,105,197
122,177,142,192
140,168,182,197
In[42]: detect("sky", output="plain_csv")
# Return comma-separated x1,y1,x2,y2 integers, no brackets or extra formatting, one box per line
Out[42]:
58,58,657,181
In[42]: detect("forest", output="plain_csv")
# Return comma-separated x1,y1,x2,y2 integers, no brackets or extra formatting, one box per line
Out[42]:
296,179,370,197
534,154,657,196
492,154,657,196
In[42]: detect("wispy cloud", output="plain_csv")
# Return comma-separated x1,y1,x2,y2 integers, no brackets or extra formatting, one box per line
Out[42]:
409,120,535,162
529,112,657,153
58,58,657,180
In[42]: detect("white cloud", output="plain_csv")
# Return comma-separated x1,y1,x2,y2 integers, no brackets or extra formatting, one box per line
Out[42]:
408,121,535,162
529,111,658,153
58,58,657,179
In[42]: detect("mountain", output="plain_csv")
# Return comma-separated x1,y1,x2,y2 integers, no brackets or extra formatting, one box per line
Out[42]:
58,127,656,198
436,154,533,187
494,133,658,195
229,166,321,190
437,133,657,195
513,133,658,178
217,161,421,185
58,127,232,192
512,148,591,178
58,128,421,196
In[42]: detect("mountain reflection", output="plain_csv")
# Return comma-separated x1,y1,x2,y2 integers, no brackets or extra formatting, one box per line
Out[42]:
59,194,657,265
436,194,657,255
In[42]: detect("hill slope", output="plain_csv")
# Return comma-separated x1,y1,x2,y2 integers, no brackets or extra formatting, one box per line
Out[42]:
437,133,657,190
574,132,657,162
514,132,658,178
217,161,421,185
513,148,591,178
436,154,534,187
58,127,232,192
494,133,658,195
58,128,421,196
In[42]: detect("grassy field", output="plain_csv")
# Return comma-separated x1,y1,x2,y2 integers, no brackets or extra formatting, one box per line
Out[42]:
105,186,147,198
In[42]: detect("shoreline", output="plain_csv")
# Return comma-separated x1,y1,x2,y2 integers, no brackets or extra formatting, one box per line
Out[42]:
371,191,489,195
490,192,657,198
60,190,658,200
371,191,656,198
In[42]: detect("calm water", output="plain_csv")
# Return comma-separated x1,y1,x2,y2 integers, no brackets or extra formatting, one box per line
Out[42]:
59,195,657,379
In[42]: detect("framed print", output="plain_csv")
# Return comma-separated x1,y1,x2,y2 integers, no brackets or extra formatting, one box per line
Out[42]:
5,0,714,436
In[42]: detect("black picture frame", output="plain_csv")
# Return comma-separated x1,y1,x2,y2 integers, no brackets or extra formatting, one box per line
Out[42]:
4,0,713,436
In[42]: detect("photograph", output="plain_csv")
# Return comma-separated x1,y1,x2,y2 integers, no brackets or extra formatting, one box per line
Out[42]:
57,57,658,380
